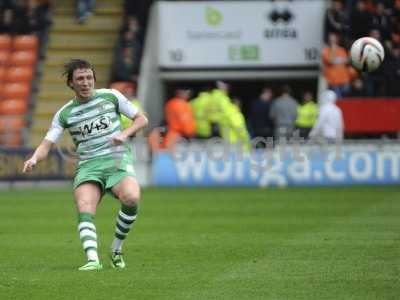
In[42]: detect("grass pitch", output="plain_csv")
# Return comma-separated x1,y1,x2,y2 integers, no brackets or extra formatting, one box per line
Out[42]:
0,186,399,299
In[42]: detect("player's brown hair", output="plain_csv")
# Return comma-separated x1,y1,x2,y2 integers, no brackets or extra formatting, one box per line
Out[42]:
62,59,97,89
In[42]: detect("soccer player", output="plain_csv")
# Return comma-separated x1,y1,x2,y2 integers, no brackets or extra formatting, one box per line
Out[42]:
22,59,148,271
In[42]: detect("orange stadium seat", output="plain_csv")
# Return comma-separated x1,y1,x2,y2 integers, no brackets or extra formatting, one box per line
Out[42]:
0,50,10,66
0,115,25,147
0,116,25,132
0,131,23,147
0,67,5,82
5,67,34,82
3,82,30,99
0,99,28,115
0,34,12,50
13,35,38,51
9,51,37,66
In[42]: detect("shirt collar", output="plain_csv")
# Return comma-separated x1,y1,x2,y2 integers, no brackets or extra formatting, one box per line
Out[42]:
73,90,98,105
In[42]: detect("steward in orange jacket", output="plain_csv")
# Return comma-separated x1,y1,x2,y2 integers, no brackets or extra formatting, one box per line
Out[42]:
164,89,196,148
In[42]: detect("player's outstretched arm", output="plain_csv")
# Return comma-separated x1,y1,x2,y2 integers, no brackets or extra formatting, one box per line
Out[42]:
23,139,54,173
112,112,149,145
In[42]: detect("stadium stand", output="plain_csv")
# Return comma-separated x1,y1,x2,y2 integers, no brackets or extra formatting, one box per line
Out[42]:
0,0,52,147
1,0,398,147
320,0,400,138
0,34,38,147
323,0,400,98
29,0,123,147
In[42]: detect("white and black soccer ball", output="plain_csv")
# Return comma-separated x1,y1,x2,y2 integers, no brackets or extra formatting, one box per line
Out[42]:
350,37,385,72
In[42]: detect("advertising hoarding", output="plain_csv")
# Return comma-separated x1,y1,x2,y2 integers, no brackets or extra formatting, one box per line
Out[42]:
159,1,325,68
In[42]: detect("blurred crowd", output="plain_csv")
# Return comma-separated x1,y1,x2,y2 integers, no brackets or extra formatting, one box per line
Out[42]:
0,0,52,59
110,2,144,83
323,0,400,97
148,83,344,151
0,0,52,36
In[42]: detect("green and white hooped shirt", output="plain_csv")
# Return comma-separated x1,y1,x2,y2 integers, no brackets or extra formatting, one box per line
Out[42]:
45,88,139,163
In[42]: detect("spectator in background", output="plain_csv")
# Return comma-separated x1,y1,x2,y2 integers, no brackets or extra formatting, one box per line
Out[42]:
362,29,388,96
324,0,349,45
111,47,137,82
27,0,53,53
192,81,250,148
295,91,318,139
111,16,142,83
7,0,31,34
119,83,145,130
0,2,13,33
164,88,196,149
249,87,274,139
269,84,298,141
348,78,368,97
224,97,250,150
394,0,400,19
76,0,95,24
350,0,373,40
322,32,351,97
371,2,392,41
0,0,52,35
120,16,142,41
31,1,52,31
208,81,233,138
191,87,212,139
390,19,400,49
386,46,400,96
309,90,344,143
123,0,152,32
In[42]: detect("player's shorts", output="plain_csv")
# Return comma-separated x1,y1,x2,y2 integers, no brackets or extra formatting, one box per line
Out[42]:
73,152,136,195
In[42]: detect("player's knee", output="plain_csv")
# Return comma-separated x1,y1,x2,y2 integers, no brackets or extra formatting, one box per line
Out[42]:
119,191,140,207
76,197,96,212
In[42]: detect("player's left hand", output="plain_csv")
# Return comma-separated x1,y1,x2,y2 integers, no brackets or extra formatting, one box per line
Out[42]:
112,133,128,145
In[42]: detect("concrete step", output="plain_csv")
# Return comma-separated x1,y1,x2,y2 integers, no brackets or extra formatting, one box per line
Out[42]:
37,90,75,101
48,32,117,50
53,0,123,9
36,82,108,101
40,72,110,88
34,100,67,115
44,50,113,67
51,15,122,33
44,59,111,68
31,115,53,130
40,67,110,84
38,80,108,92
53,0,123,17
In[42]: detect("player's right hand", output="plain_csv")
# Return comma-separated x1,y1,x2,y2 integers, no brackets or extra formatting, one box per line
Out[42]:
23,157,37,173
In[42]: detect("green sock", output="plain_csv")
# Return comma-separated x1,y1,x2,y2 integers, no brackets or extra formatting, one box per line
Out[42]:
78,212,99,262
111,204,138,252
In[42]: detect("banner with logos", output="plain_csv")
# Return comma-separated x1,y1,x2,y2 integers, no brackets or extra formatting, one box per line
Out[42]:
0,148,76,181
152,144,400,187
158,1,325,68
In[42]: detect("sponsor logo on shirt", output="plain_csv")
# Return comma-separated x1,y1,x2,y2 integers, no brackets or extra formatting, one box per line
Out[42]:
78,116,112,138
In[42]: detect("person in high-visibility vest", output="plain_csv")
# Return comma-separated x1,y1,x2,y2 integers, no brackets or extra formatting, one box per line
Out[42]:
295,91,318,138
116,83,145,130
209,81,250,150
120,99,142,129
223,98,250,150
191,90,212,138
208,81,232,137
